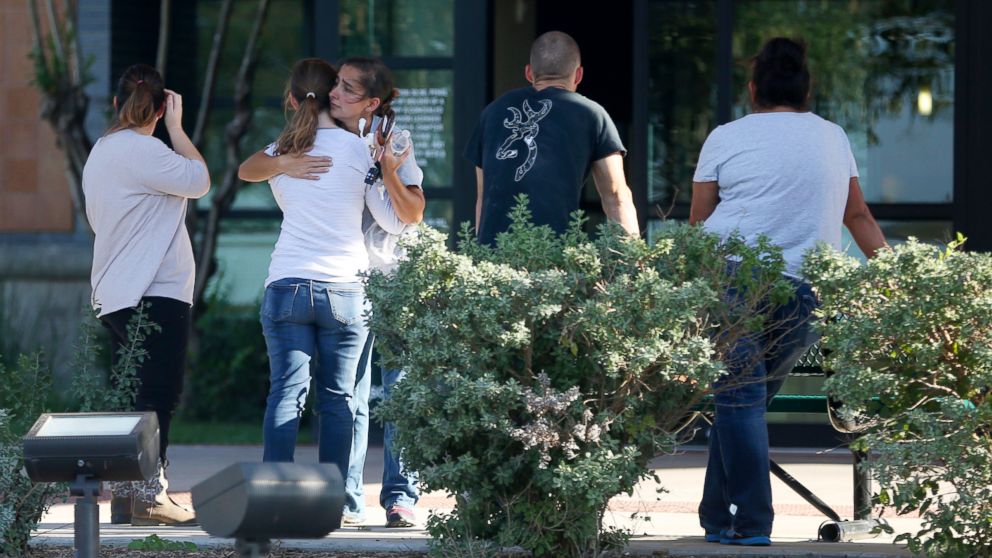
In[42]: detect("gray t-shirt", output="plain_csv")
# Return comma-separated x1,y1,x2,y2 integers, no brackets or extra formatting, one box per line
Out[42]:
83,129,210,316
693,112,858,277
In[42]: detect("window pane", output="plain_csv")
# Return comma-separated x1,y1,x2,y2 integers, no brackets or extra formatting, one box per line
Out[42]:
733,0,955,203
206,219,281,306
196,0,305,102
340,0,455,57
647,1,718,210
197,107,286,210
393,70,454,187
843,220,953,261
423,198,453,234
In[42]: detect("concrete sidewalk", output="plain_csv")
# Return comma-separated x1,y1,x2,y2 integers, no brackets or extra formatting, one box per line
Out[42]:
32,444,920,556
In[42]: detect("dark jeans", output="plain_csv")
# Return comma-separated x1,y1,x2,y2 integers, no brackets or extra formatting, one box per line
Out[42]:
698,277,818,538
101,296,191,464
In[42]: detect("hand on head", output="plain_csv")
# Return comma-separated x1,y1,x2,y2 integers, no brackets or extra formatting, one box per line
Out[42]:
163,89,183,130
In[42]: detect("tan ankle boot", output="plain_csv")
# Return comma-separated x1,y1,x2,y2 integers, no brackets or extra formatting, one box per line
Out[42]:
130,460,197,526
131,493,197,526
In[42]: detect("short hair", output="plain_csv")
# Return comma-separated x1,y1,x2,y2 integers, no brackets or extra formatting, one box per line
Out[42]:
751,37,811,110
529,31,581,80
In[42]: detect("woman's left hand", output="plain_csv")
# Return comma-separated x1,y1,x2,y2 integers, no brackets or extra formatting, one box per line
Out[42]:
376,130,411,177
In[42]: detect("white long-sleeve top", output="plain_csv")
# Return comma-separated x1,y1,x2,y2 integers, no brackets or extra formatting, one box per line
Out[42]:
264,128,406,286
83,129,210,317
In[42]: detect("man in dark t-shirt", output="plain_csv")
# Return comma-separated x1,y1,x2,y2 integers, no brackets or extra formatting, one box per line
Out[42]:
465,31,639,245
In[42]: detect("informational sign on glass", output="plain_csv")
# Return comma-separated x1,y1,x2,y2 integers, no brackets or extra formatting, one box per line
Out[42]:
393,78,453,187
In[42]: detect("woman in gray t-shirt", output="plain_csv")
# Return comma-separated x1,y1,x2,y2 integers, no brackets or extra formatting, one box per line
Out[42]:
689,38,886,546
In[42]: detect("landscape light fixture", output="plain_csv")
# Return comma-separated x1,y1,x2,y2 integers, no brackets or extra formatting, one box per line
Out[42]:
192,462,344,558
23,412,160,558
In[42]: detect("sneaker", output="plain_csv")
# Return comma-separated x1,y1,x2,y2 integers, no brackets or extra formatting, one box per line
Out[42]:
720,531,771,546
385,505,416,528
341,512,365,526
704,529,728,543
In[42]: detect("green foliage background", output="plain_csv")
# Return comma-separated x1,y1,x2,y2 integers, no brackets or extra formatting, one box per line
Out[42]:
806,238,992,557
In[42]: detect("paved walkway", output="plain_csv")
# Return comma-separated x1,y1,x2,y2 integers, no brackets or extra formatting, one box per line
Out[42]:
32,444,920,557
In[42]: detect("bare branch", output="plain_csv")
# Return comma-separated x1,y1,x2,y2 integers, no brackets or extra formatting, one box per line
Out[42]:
43,0,66,63
192,0,271,309
155,0,172,78
191,0,233,149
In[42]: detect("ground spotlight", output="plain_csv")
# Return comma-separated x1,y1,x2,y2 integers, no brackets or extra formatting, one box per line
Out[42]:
192,462,344,558
23,412,160,558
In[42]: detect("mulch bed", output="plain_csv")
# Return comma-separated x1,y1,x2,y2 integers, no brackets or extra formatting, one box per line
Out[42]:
25,548,429,557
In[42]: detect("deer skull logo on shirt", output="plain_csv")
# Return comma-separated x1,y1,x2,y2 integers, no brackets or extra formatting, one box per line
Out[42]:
496,99,552,181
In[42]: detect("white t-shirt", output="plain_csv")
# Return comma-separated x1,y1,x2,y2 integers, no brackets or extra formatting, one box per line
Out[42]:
693,112,858,277
83,129,210,317
264,128,406,286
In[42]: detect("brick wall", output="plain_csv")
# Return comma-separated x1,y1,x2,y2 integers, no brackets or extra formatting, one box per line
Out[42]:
0,0,73,232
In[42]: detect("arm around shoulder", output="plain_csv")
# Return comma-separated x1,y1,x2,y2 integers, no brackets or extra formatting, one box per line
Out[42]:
591,153,639,236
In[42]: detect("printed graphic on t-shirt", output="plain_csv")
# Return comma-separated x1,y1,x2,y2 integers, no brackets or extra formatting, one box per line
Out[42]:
496,99,552,181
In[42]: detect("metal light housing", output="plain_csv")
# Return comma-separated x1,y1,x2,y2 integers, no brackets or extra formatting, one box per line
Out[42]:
192,462,344,540
22,412,159,482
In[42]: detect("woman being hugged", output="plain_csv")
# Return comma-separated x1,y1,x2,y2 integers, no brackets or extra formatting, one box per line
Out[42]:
241,57,425,528
690,38,886,546
248,58,406,482
83,63,210,526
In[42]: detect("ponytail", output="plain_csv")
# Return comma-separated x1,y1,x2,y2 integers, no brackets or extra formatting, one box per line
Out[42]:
274,58,336,156
108,64,166,133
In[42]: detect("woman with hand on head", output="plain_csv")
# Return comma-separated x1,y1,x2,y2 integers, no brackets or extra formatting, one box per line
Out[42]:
690,37,886,546
83,63,210,526
244,59,407,491
239,56,425,529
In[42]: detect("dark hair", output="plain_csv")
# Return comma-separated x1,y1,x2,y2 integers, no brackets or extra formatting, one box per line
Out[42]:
109,64,166,133
275,58,337,156
529,31,581,80
751,37,810,111
337,56,399,124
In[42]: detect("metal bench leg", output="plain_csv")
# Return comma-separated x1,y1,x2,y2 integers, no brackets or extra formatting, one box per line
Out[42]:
769,459,841,522
853,448,871,520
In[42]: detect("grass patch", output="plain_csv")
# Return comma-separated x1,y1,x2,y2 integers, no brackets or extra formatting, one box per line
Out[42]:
169,418,314,445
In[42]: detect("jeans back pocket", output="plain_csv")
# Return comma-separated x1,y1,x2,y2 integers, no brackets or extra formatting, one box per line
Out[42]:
261,283,301,322
326,288,367,326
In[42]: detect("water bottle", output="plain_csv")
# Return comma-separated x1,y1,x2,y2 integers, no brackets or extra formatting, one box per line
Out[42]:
390,129,411,156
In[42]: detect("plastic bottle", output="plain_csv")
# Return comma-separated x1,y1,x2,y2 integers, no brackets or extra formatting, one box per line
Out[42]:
390,129,411,156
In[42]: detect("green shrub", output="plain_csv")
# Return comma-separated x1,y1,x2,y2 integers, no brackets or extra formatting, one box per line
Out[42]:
805,237,992,557
184,295,269,422
0,353,64,555
367,197,791,557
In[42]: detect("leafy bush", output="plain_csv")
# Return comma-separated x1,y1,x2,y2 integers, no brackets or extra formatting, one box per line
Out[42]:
183,294,269,422
0,353,64,555
366,198,791,557
0,305,158,554
71,304,157,413
805,237,992,557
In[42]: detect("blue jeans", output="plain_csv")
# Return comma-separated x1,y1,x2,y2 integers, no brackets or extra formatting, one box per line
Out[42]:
345,345,419,518
698,276,818,538
260,278,370,481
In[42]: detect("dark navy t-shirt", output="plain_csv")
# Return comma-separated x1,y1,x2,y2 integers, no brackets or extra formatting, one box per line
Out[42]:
465,86,625,245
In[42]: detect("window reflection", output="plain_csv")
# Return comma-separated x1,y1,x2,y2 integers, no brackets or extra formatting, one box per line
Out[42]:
732,0,955,204
647,1,717,213
339,0,455,58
